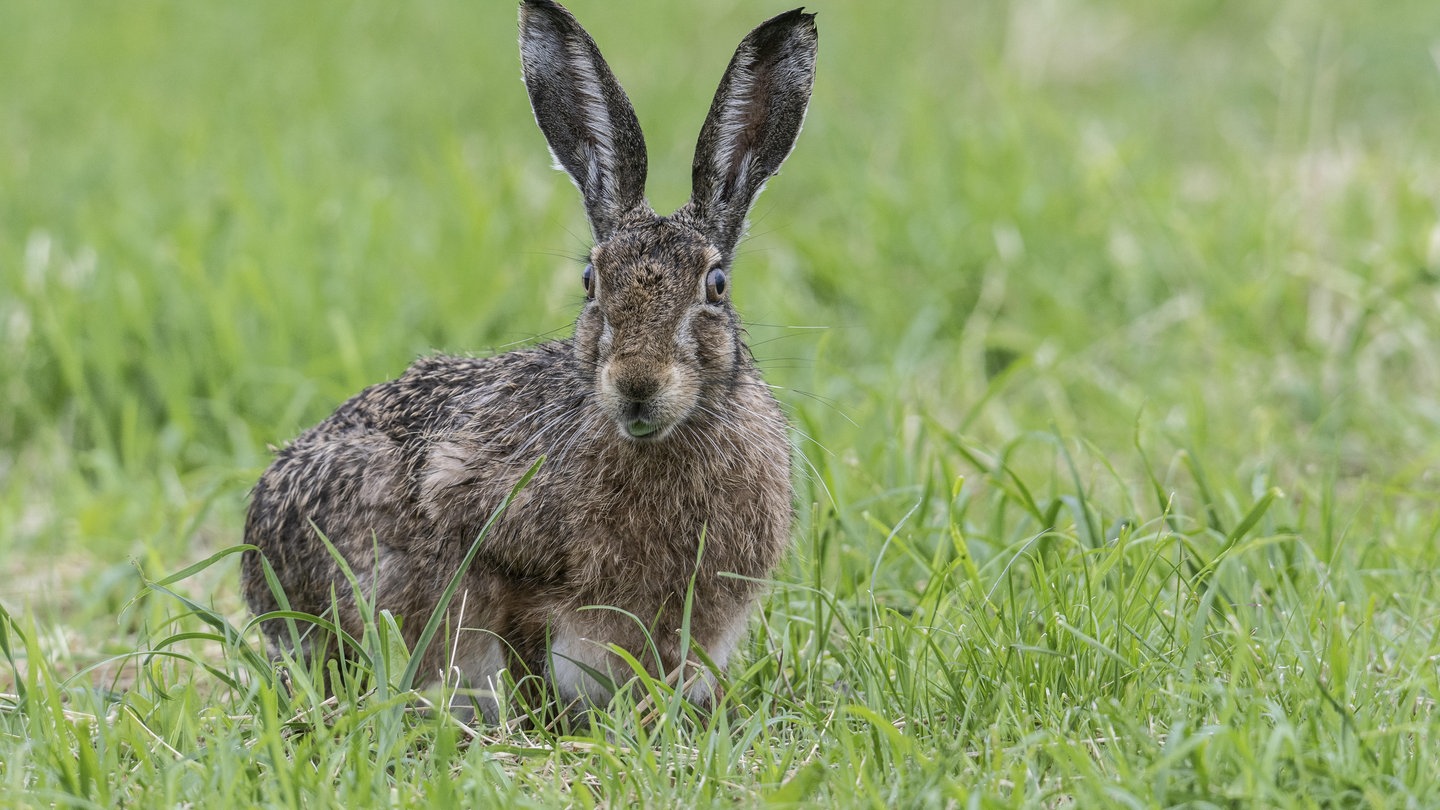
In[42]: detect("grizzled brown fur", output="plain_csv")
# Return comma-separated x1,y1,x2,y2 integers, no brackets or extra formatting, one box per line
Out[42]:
241,0,817,718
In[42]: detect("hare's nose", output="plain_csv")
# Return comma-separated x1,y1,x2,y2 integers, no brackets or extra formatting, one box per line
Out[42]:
614,375,661,404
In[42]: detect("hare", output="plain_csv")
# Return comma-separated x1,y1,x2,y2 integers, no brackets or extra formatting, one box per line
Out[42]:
241,0,817,720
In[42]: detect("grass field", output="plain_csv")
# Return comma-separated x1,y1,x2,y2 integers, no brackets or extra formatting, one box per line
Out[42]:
4,0,1440,806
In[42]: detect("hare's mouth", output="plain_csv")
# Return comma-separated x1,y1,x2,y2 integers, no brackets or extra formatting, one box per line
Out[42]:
626,418,660,438
618,403,673,441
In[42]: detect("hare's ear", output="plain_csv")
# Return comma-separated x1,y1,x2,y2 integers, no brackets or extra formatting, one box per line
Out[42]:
519,0,648,242
689,9,817,256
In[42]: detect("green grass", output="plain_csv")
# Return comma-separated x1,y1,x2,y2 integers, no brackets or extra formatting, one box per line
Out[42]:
3,0,1440,805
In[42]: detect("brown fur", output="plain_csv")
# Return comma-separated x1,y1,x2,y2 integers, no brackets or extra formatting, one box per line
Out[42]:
241,0,817,717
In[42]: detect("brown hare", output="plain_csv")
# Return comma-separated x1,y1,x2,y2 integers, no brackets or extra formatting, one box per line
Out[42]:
242,0,817,720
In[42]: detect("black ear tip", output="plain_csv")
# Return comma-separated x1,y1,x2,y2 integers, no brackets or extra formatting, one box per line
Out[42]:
752,8,819,47
771,7,817,24
519,0,578,31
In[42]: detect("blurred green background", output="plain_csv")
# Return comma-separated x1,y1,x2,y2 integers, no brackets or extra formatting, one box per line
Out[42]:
2,0,1439,641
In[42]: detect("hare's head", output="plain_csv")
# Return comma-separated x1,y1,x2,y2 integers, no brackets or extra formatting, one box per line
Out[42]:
519,0,817,442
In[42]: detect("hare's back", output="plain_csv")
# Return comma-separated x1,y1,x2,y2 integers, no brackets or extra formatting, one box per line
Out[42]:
258,344,568,511
241,346,571,619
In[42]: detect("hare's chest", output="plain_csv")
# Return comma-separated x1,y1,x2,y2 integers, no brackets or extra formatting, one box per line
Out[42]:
561,468,742,585
567,489,714,588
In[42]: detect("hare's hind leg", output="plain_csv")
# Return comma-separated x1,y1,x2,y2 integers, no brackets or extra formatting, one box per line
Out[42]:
242,432,418,674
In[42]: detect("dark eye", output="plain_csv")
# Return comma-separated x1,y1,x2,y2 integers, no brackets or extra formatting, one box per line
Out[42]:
705,267,727,302
582,264,595,299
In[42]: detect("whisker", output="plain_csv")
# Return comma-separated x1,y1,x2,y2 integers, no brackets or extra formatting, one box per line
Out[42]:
742,322,834,331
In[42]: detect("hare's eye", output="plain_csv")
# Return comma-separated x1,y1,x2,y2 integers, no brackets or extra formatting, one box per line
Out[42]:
582,264,595,299
705,267,727,302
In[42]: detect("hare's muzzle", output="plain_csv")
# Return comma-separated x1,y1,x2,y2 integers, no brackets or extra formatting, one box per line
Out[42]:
599,362,693,442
